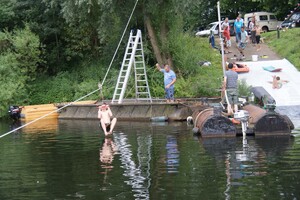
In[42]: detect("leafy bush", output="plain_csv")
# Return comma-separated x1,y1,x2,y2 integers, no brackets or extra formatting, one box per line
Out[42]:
0,25,43,117
238,79,252,97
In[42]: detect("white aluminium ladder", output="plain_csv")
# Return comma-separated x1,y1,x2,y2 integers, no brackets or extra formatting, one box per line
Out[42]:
112,30,152,104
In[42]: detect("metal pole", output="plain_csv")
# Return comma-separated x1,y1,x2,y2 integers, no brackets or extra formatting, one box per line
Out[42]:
217,1,226,76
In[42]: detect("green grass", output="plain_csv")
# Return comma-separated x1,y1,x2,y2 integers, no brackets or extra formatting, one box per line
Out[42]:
264,28,300,70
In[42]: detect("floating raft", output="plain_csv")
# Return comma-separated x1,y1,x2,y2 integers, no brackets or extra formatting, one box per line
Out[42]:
192,104,294,137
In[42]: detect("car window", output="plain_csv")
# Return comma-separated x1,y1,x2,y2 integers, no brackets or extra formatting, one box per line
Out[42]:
260,15,268,21
290,13,300,21
206,23,215,30
215,24,219,30
270,15,276,20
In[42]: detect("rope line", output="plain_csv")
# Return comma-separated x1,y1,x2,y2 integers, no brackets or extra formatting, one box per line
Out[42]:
0,0,140,139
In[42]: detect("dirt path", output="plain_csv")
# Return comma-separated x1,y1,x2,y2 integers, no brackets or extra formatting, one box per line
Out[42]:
216,36,281,62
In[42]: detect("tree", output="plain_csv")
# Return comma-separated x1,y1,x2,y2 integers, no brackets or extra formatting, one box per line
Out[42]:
0,25,44,116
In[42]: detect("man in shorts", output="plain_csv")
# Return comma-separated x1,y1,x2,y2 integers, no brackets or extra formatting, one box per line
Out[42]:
156,63,177,102
98,103,117,136
224,63,239,115
238,26,249,58
255,25,262,51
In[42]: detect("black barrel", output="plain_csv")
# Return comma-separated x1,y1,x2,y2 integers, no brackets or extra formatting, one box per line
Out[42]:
192,108,236,137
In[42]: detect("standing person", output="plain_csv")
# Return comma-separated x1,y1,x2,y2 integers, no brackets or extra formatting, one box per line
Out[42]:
238,26,249,58
222,17,230,30
223,63,239,115
223,25,231,51
156,63,177,103
249,18,256,44
237,13,244,24
98,103,117,136
234,16,244,44
209,30,216,49
222,17,231,50
255,25,262,51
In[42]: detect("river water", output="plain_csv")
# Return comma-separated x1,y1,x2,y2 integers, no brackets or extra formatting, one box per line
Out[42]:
1,119,300,200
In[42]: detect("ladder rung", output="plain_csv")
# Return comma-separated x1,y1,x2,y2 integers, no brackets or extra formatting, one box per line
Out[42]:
135,68,144,70
137,80,146,82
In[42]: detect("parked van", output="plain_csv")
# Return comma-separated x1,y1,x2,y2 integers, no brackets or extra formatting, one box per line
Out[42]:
244,12,282,32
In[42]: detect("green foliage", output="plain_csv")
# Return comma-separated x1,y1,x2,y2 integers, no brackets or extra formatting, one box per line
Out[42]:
0,25,44,117
168,31,223,97
0,0,16,30
238,79,252,97
264,29,300,70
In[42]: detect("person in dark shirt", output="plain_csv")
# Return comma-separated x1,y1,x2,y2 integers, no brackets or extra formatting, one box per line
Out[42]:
223,63,238,115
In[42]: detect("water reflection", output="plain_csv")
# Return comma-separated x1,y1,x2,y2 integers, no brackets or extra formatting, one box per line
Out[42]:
114,132,152,200
200,136,293,199
100,137,117,168
165,135,180,173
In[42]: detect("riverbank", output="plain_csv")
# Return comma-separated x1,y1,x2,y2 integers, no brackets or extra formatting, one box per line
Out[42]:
264,28,300,70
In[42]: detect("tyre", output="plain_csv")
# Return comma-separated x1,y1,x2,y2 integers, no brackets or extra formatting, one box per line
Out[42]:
262,26,269,32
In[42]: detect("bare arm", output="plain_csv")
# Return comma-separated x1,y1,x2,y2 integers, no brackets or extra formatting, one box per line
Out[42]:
98,110,102,119
107,107,113,118
166,78,177,89
155,63,162,71
223,76,227,89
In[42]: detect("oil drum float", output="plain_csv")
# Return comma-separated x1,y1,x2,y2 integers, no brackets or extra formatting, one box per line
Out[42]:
243,104,293,136
255,113,293,136
192,108,236,137
243,104,266,124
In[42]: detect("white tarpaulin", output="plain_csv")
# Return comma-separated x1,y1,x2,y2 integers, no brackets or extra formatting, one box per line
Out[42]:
239,59,300,106
238,59,300,127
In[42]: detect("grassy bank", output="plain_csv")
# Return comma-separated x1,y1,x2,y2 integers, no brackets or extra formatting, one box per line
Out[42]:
264,28,300,70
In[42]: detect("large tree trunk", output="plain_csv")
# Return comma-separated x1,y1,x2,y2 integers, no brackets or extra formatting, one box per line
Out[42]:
144,15,164,65
159,21,174,68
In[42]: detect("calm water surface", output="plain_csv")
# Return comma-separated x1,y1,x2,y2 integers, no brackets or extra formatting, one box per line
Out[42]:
1,119,300,200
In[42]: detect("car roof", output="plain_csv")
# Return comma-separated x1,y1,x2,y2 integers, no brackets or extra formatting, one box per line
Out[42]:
245,12,276,16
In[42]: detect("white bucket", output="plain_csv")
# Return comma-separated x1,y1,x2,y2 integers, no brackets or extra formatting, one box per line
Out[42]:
252,55,258,62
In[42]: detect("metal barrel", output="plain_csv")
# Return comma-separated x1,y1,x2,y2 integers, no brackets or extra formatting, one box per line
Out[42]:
243,104,266,124
192,108,236,137
243,104,293,135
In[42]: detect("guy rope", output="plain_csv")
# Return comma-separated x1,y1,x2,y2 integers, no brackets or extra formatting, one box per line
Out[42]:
0,0,140,139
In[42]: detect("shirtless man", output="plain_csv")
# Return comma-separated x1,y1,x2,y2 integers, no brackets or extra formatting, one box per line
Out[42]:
255,25,262,51
98,103,117,136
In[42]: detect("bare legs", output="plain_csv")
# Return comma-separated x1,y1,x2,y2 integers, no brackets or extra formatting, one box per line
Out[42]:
227,104,238,115
100,118,117,136
108,118,117,134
